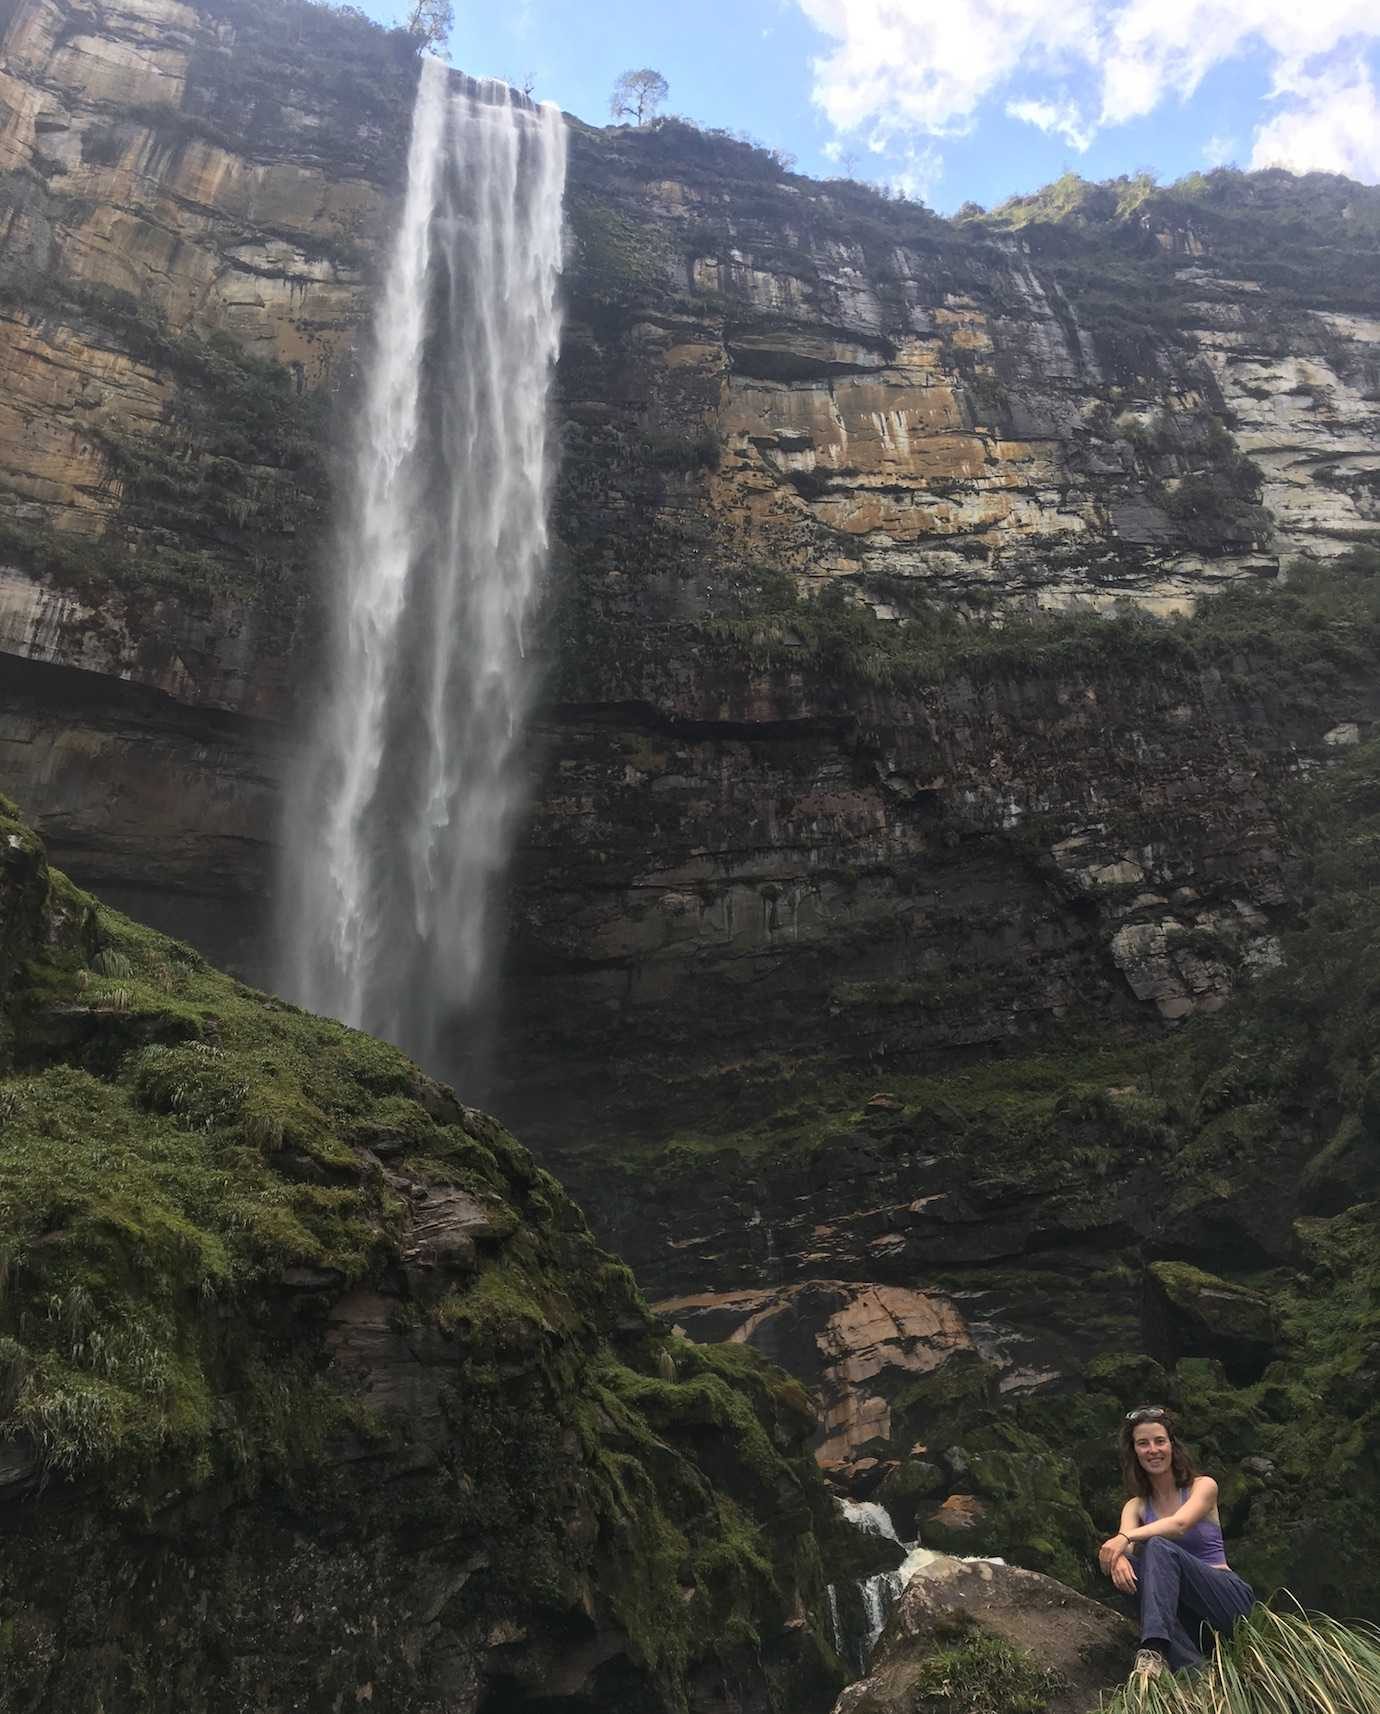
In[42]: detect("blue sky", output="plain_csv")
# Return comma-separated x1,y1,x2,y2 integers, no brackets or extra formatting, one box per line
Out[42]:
356,2,1380,214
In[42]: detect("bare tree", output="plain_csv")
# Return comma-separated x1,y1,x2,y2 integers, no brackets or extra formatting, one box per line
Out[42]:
610,68,668,127
404,0,453,51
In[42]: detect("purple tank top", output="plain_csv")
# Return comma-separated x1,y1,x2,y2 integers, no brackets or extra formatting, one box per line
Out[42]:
1144,1487,1227,1565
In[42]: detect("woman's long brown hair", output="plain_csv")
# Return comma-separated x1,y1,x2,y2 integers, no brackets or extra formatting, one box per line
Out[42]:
1119,1409,1199,1500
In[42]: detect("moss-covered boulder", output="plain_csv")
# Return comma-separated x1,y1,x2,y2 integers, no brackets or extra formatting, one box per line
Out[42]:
0,800,846,1713
1142,1262,1278,1384
875,1457,946,1542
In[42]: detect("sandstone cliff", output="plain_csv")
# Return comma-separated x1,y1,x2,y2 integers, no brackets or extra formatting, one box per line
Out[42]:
1,0,1377,1127
2,0,1380,1640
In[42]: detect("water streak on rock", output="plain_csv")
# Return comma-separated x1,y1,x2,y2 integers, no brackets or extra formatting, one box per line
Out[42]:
282,58,566,1064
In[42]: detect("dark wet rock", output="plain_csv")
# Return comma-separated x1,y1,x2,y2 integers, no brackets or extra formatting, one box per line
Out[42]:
1142,1261,1278,1384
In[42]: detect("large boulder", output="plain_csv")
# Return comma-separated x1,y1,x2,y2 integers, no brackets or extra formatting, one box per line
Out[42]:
833,1555,1136,1714
1142,1261,1278,1384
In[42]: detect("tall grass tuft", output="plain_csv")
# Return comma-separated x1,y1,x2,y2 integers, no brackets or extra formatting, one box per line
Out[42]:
1101,1606,1380,1714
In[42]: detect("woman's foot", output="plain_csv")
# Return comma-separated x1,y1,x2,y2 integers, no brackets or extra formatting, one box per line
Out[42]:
1132,1647,1166,1683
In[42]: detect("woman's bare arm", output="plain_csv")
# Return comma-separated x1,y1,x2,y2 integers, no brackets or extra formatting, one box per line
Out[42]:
1098,1496,1144,1581
1122,1476,1218,1545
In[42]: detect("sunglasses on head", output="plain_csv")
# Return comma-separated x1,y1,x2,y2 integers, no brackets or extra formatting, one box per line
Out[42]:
1125,1406,1168,1423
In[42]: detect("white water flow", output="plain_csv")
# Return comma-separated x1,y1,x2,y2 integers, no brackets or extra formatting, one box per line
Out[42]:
282,59,566,1066
829,1498,941,1674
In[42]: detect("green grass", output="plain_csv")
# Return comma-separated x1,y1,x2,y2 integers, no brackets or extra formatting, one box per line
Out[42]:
629,1037,1160,1166
1101,1608,1380,1714
909,1628,1068,1714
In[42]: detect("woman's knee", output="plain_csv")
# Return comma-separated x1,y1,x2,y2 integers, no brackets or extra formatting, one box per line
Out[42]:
1141,1536,1177,1563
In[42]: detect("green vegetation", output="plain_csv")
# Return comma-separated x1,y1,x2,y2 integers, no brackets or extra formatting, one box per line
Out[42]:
0,148,335,622
84,328,332,616
971,737,1380,1600
0,797,844,1711
629,549,1380,708
641,422,723,471
566,189,677,303
0,275,330,619
907,1626,1067,1714
186,0,419,176
1100,1607,1380,1714
572,719,1380,1609
955,166,1380,386
635,1039,1156,1168
980,166,1380,313
983,170,1161,232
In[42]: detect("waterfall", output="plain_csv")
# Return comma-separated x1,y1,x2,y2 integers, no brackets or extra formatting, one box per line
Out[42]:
839,1498,903,1543
858,1544,940,1658
828,1497,942,1675
280,57,567,1070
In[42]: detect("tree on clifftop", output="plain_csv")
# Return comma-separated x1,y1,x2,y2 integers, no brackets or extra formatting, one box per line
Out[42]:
404,0,453,51
610,68,668,126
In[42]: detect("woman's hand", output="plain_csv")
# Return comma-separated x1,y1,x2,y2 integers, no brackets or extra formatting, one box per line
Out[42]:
1098,1533,1130,1574
1111,1553,1138,1594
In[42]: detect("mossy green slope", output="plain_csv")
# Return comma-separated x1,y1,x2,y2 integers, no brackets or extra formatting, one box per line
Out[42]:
0,797,846,1713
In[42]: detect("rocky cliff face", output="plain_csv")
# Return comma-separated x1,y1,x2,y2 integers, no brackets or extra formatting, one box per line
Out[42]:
0,0,414,954
1,0,1378,1097
3,0,1380,1641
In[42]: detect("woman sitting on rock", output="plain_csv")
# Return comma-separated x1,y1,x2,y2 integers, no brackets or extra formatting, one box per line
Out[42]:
1098,1405,1256,1681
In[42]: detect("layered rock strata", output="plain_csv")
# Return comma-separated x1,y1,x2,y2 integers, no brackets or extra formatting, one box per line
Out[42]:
0,0,1378,1135
2,0,1380,1634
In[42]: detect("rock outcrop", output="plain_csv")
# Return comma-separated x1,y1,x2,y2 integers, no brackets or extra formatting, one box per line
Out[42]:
834,1554,1135,1714
0,796,847,1713
657,1281,977,1464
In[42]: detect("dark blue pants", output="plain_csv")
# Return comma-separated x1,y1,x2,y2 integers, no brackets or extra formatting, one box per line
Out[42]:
1136,1538,1255,1671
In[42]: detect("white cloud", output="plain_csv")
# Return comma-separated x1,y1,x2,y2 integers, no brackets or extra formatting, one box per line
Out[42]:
1006,96,1095,152
795,0,1099,139
792,0,1380,184
1251,58,1380,177
1203,132,1238,166
891,142,944,202
1097,0,1379,124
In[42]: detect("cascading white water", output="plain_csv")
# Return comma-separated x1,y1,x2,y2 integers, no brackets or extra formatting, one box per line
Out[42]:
858,1544,941,1658
828,1498,942,1674
281,57,566,1068
839,1498,903,1543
